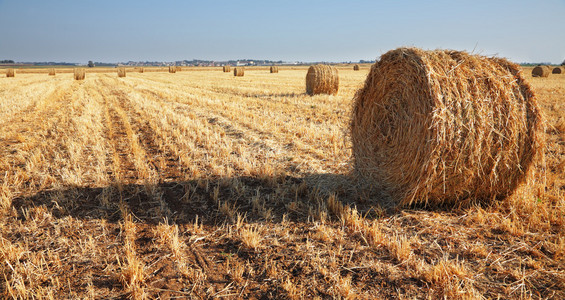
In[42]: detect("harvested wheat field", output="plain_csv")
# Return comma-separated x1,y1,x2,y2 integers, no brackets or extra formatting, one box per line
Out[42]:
0,66,564,299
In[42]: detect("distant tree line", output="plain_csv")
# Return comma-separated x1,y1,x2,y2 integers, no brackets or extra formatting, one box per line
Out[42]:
0,60,15,64
521,62,552,67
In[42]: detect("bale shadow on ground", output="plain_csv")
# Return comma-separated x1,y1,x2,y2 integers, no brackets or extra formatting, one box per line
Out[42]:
11,173,391,226
4,173,435,299
11,171,492,227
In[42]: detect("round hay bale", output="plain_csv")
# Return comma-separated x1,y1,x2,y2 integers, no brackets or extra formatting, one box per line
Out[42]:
137,67,144,73
73,68,85,80
532,65,550,77
169,66,176,73
353,64,360,71
552,67,563,74
117,67,126,78
223,65,231,72
176,66,182,72
234,67,244,77
306,65,339,95
270,66,279,73
6,68,15,77
350,47,543,207
48,68,56,76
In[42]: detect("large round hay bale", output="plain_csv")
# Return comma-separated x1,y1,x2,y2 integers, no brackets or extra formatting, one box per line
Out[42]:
306,65,339,95
353,64,360,71
552,67,563,74
117,67,126,78
234,67,244,77
223,65,231,72
169,66,176,73
73,68,85,80
270,66,279,73
6,68,15,77
532,65,550,77
48,68,56,76
350,47,543,207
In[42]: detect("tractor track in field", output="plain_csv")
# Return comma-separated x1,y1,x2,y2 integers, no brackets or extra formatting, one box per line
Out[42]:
164,84,330,157
101,93,139,184
134,88,288,158
98,77,211,223
130,85,329,173
0,80,75,132
110,88,186,182
119,78,324,153
0,81,77,173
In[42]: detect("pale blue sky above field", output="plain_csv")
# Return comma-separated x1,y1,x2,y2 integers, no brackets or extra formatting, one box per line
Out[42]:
0,0,564,64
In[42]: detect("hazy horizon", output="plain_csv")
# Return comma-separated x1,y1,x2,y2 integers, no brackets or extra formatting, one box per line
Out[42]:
1,0,564,64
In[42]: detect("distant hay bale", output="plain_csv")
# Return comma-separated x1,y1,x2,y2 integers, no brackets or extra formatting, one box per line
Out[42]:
6,68,15,77
169,66,176,73
270,66,279,73
234,67,244,77
350,47,543,207
73,68,85,80
117,67,126,77
137,67,144,73
223,65,231,72
532,65,550,77
48,68,56,76
353,64,360,71
176,66,182,72
305,65,339,95
552,67,563,74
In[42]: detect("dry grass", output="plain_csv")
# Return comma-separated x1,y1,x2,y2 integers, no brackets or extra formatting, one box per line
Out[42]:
0,66,563,299
306,64,339,95
351,48,543,207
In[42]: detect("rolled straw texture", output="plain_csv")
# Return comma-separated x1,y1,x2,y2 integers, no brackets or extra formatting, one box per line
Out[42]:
117,67,126,77
532,66,550,77
74,68,85,80
169,66,176,73
270,66,279,73
350,47,543,207
353,64,360,71
223,66,231,72
552,67,563,74
6,69,15,77
306,65,339,95
234,67,244,77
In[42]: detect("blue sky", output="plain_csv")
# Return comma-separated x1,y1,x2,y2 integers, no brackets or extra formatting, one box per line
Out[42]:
0,0,564,63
